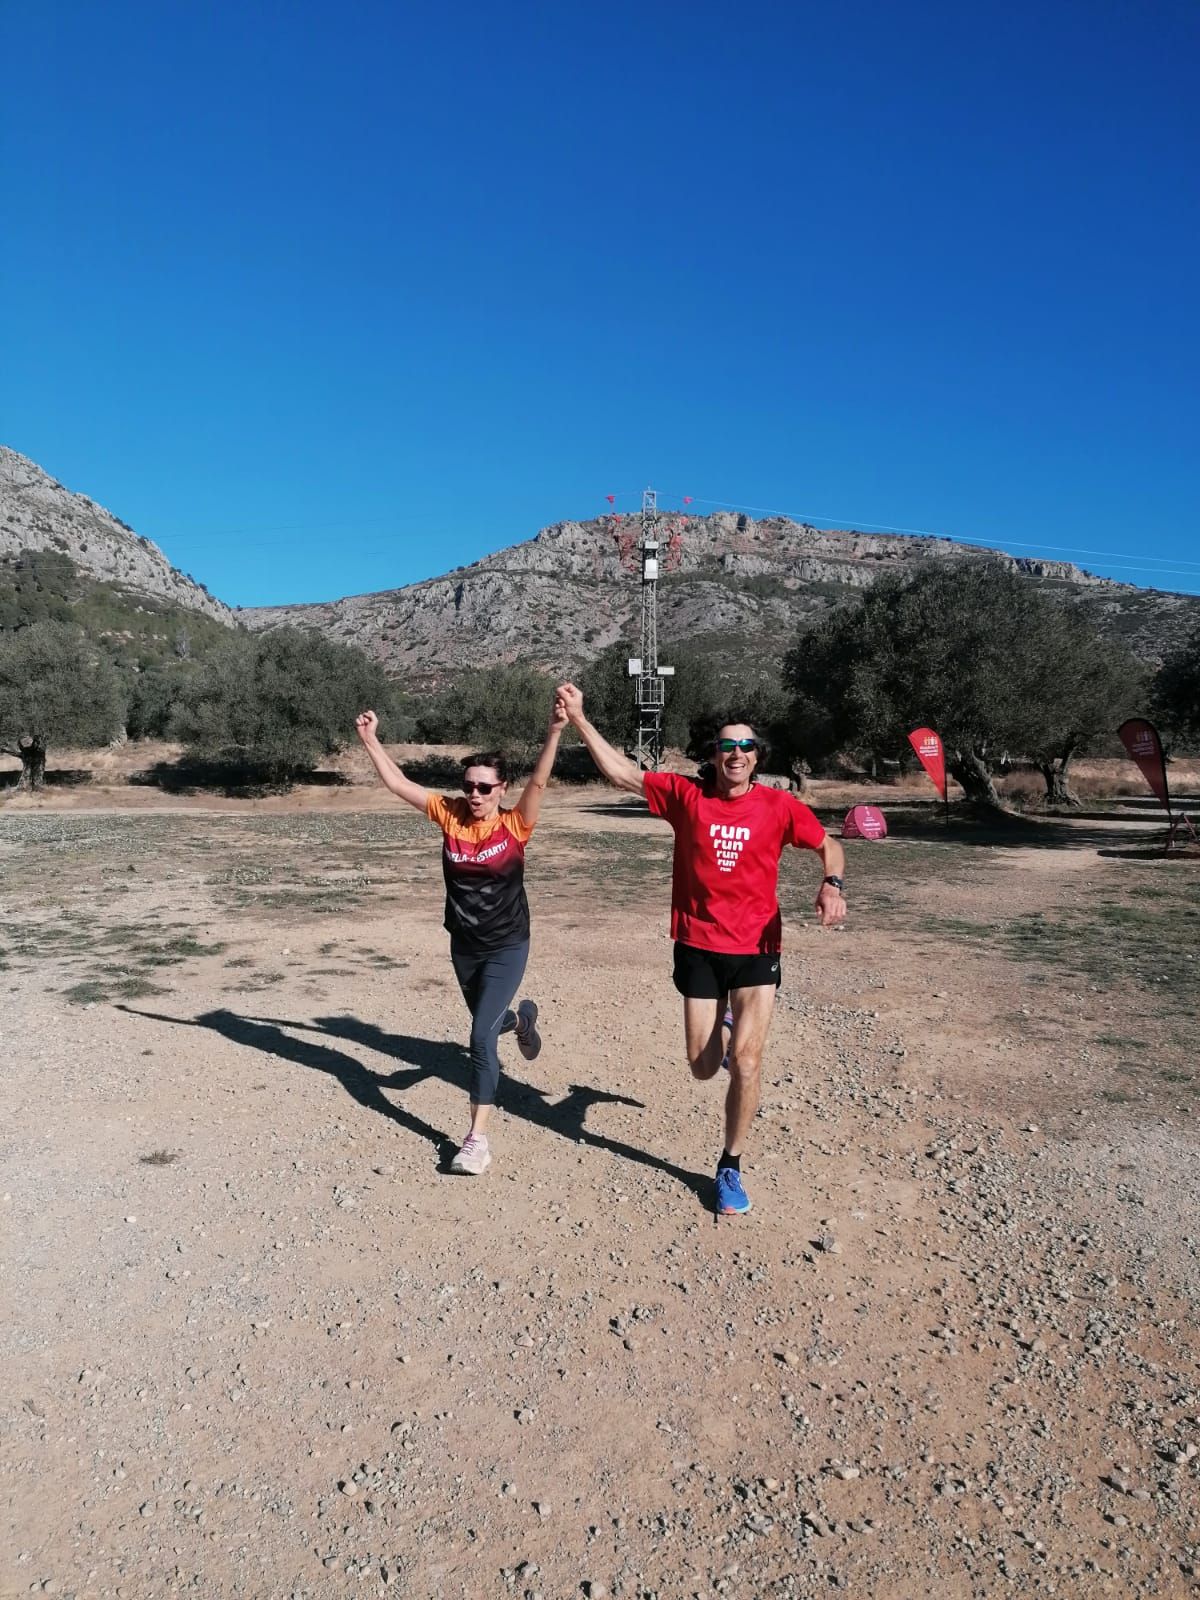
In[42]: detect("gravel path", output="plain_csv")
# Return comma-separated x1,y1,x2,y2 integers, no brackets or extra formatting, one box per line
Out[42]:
2,793,1198,1598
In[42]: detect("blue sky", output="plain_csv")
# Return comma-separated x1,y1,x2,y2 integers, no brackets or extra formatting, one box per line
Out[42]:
4,0,1198,606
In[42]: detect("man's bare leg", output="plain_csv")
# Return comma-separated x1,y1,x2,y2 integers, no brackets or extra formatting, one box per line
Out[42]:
723,983,777,1156
683,996,724,1081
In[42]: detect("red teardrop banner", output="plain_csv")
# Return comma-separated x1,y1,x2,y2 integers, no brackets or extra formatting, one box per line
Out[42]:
1117,718,1170,810
908,727,947,800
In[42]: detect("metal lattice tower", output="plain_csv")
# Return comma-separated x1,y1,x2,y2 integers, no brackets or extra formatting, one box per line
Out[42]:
628,488,675,770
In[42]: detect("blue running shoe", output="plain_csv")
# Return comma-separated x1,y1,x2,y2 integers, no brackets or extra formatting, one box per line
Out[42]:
716,1166,752,1215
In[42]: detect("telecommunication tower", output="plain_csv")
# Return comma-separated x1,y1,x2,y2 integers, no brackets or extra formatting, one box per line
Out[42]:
610,487,685,770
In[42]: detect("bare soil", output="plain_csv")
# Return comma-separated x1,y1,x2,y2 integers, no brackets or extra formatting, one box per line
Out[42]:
2,759,1199,1599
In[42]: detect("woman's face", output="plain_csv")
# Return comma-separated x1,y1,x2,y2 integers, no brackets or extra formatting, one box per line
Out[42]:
462,765,506,821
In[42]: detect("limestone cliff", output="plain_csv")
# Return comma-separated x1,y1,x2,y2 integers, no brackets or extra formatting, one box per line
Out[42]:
0,447,234,625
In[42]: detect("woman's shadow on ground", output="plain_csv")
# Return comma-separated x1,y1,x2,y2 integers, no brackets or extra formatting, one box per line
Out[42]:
118,1005,714,1208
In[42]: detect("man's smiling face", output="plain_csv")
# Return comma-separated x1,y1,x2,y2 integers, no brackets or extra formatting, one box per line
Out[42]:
713,724,758,793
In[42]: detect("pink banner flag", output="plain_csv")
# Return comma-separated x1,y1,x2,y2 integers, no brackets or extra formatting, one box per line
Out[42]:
908,727,947,800
1117,718,1171,810
842,804,887,840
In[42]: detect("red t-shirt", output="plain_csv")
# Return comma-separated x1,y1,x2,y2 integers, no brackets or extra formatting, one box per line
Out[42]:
643,773,826,954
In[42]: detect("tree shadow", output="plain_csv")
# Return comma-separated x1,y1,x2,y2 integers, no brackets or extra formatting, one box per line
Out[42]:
0,768,92,789
1097,846,1200,864
871,807,1178,853
394,753,466,787
129,760,351,797
117,1005,714,1206
579,796,1170,854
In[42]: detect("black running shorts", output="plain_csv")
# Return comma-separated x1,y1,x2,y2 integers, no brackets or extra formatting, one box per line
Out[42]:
672,942,782,998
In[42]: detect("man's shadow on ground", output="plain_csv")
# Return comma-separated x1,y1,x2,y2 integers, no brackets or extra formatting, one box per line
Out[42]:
119,1006,713,1208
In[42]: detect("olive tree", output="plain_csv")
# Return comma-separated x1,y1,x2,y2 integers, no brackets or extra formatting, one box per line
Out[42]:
413,663,558,748
783,558,1142,807
578,635,788,756
1025,604,1146,804
171,626,394,780
1152,625,1200,752
0,621,126,789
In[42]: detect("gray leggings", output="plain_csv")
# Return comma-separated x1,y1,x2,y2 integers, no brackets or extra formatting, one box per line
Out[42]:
449,939,529,1107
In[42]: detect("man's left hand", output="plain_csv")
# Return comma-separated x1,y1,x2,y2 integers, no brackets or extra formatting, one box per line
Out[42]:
815,883,847,927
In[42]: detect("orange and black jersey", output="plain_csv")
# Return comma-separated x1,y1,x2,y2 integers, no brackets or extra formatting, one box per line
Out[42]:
425,795,534,953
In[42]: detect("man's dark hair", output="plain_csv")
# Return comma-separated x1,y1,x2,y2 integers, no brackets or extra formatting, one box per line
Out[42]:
461,750,509,782
713,712,760,743
717,714,769,771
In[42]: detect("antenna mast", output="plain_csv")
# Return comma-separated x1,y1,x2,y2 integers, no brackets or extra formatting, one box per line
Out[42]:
614,487,680,770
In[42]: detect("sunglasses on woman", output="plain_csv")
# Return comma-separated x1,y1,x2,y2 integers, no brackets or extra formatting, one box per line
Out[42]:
716,738,757,753
462,780,501,795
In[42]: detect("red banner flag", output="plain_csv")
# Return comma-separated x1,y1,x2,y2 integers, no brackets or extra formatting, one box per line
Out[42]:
908,727,947,800
842,804,887,840
1117,718,1171,810
605,494,616,505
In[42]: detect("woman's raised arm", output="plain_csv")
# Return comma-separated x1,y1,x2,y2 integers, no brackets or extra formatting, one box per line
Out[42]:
514,696,568,828
354,710,430,813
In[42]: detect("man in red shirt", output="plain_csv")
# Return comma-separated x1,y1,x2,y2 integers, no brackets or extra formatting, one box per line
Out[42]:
556,683,847,1216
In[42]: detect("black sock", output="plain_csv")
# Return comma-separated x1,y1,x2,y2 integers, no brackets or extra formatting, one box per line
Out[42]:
718,1150,740,1172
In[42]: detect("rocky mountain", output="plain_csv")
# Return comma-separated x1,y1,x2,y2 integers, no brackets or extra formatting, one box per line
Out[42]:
7,444,1193,684
0,447,233,625
243,510,1200,687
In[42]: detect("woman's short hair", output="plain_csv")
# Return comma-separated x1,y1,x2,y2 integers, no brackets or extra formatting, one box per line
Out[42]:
461,750,509,783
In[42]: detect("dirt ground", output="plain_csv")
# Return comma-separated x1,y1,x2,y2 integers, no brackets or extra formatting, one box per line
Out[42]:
2,755,1199,1599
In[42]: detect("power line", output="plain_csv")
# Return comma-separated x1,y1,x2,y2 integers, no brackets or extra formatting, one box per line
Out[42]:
666,492,1200,578
146,493,1200,589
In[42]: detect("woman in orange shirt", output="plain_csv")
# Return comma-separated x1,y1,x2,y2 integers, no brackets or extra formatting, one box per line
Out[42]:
354,698,566,1175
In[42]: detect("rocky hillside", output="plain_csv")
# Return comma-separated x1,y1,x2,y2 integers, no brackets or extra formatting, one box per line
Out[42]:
243,510,1200,686
7,445,1193,682
0,447,233,625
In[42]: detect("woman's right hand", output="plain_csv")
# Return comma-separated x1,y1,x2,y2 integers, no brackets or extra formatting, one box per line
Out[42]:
555,683,584,725
355,710,379,743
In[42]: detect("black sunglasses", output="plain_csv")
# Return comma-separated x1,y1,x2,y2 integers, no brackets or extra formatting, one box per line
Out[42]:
462,780,501,795
716,738,757,753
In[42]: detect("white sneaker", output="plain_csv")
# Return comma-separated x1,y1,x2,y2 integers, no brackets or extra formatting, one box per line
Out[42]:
515,999,541,1061
450,1134,491,1175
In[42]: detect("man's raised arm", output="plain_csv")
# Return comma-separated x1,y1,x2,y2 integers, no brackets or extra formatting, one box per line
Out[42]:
555,683,646,796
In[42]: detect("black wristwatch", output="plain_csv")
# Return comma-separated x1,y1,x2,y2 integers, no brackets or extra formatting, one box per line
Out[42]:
822,874,845,892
